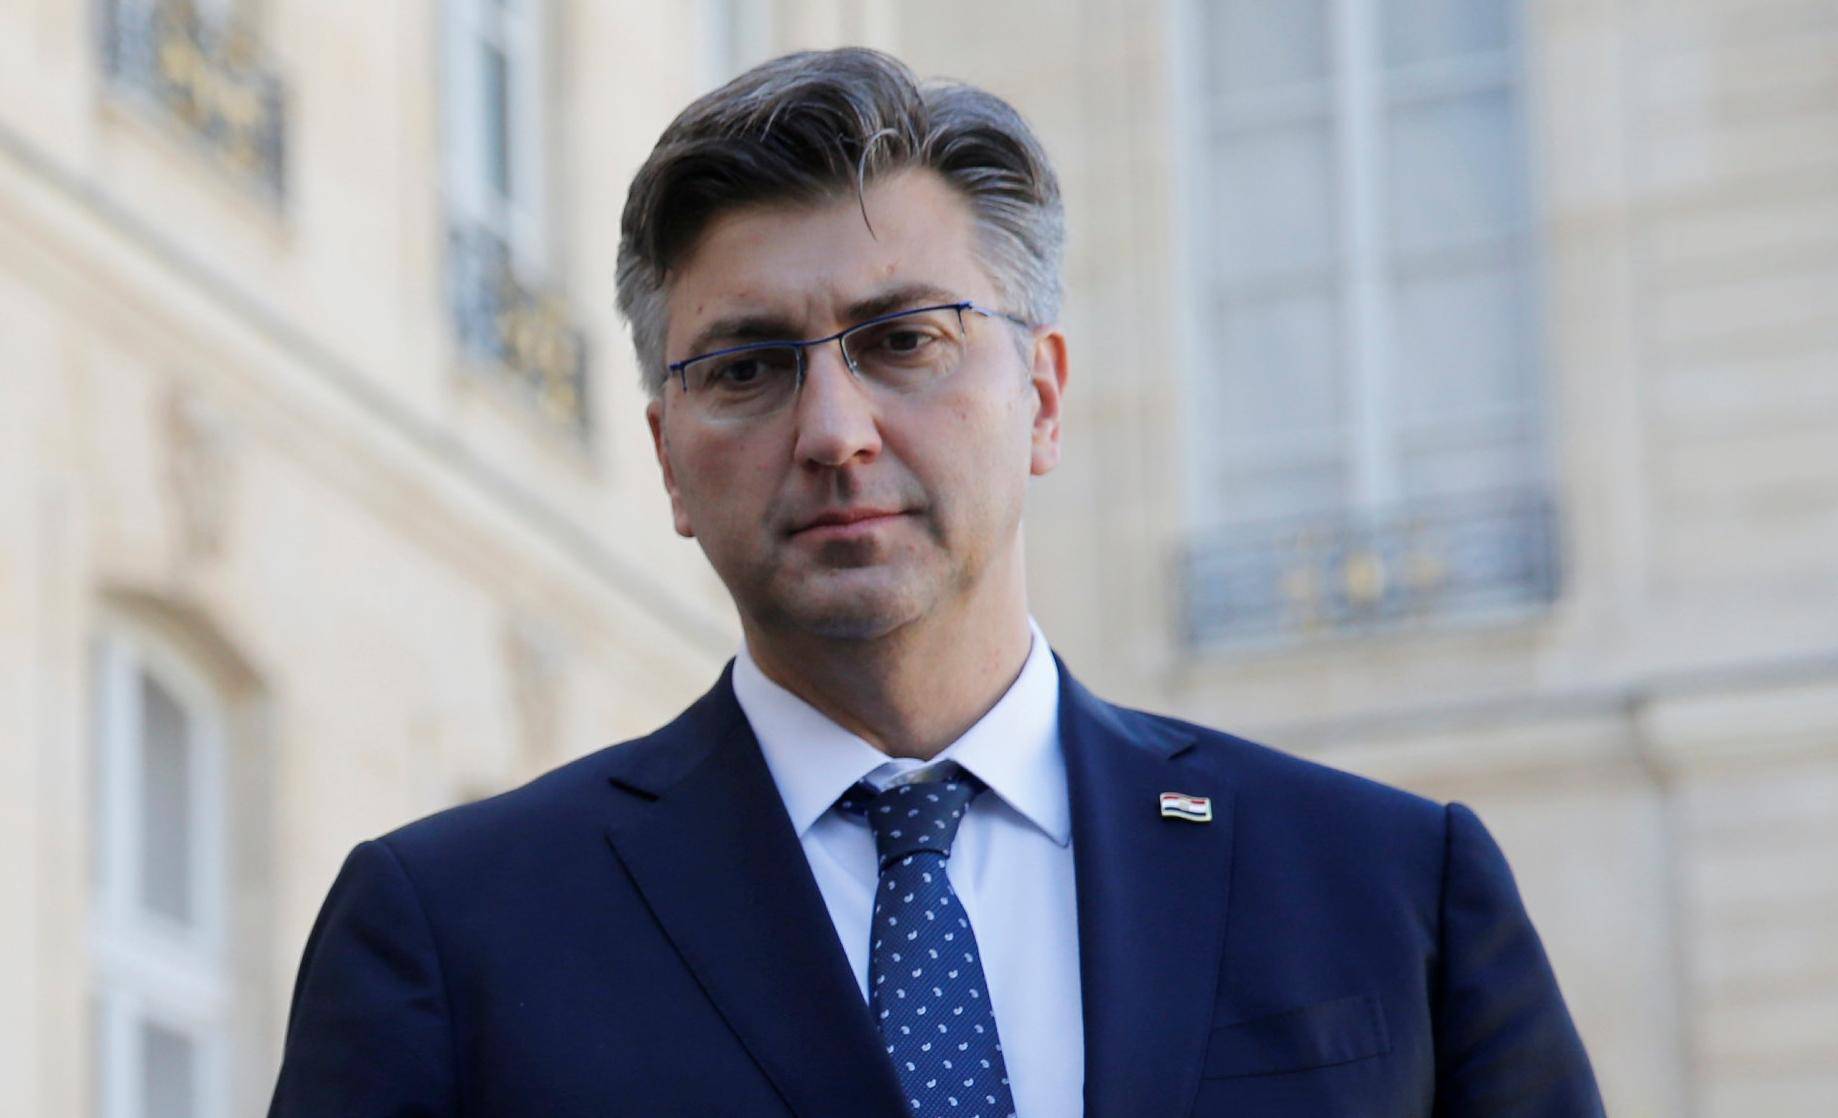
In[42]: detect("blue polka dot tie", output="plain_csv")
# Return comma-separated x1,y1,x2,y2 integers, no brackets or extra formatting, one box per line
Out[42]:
838,769,1016,1118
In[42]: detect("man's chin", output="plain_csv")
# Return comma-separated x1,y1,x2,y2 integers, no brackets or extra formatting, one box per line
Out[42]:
758,573,931,642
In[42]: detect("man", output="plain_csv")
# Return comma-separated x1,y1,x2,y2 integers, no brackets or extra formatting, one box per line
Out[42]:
270,48,1603,1116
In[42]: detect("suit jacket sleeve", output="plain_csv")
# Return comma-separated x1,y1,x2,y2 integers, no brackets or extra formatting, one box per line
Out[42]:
268,839,459,1118
1432,802,1604,1117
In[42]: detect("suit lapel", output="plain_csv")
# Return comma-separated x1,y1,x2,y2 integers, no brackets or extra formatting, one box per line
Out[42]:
1060,662,1237,1117
602,669,908,1118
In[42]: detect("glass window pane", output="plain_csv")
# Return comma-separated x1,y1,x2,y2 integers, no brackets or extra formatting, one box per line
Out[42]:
1388,90,1522,257
1393,263,1530,425
483,42,513,202
1213,292,1344,439
192,0,234,28
1217,449,1349,523
139,672,193,925
1213,121,1337,284
1206,0,1329,98
1382,0,1513,68
140,1019,196,1118
1403,436,1540,502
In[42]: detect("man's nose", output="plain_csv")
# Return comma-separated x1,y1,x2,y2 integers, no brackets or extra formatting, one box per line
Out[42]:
791,342,883,468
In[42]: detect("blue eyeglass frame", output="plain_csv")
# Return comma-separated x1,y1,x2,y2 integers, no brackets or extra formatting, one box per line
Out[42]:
665,301,1033,390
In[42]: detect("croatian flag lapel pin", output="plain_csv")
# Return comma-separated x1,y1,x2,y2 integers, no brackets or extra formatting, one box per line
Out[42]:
1159,791,1212,823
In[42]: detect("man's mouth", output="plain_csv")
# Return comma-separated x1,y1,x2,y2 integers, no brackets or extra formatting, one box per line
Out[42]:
790,508,909,538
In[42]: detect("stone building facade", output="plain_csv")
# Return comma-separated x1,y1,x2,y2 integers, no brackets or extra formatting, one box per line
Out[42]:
1,1,1832,1115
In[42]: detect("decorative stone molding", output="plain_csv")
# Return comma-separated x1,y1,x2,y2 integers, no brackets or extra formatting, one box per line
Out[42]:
99,0,288,197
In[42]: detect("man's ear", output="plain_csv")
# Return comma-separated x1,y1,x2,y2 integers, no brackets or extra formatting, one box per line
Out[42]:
646,397,696,538
1026,326,1069,478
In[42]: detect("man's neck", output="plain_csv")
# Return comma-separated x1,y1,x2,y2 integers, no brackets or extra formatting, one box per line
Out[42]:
742,597,1035,761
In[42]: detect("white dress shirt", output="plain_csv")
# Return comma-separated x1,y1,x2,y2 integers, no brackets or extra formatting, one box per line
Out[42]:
734,620,1084,1117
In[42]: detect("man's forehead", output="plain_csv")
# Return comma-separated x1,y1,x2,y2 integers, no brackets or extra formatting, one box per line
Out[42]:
664,170,991,340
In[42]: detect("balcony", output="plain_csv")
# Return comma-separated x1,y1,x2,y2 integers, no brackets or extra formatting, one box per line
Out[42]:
447,223,591,437
99,0,287,197
1181,490,1560,647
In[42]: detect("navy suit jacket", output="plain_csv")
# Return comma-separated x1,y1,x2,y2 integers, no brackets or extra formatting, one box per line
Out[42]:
269,660,1603,1116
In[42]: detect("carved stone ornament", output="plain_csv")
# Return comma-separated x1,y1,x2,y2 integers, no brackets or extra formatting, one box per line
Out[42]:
161,383,235,562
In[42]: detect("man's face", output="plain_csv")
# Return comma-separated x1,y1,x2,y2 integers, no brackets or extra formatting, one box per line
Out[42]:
646,169,1067,642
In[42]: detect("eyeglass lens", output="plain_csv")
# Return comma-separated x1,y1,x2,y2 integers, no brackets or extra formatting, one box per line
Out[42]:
680,306,971,419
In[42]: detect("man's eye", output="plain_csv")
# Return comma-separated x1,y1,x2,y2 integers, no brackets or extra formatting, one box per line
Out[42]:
865,328,941,361
704,350,794,390
881,330,932,354
715,358,767,384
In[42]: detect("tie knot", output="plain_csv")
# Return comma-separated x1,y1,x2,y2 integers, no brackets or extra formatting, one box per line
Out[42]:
837,768,983,867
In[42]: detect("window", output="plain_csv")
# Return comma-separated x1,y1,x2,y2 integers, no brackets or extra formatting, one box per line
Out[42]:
443,0,590,435
89,630,232,1118
1181,0,1554,644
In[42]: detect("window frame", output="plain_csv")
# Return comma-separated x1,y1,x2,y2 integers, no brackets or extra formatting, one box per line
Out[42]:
89,624,233,1118
442,0,553,281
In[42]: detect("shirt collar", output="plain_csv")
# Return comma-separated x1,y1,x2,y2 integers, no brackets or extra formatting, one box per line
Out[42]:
734,619,1070,847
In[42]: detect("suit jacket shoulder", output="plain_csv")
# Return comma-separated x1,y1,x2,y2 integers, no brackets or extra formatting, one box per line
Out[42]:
1123,703,1443,816
1089,702,1601,1116
1102,700,1451,894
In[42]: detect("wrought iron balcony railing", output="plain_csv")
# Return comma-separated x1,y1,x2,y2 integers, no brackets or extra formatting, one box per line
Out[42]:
1181,489,1560,647
448,224,591,437
99,0,287,196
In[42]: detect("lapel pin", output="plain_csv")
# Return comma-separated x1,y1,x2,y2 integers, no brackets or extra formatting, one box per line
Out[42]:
1159,792,1212,823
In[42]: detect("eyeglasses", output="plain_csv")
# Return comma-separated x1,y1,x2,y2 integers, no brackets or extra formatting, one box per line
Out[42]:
666,301,1032,421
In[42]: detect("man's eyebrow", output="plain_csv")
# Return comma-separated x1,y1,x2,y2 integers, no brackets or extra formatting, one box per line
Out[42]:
842,283,960,323
682,314,804,359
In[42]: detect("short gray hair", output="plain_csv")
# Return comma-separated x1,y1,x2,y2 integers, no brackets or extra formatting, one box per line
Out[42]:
615,48,1064,396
